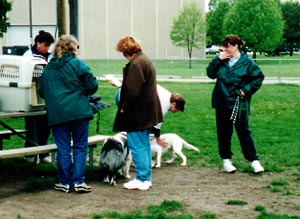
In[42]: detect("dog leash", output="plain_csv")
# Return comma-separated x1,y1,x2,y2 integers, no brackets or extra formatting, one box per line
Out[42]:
230,96,240,124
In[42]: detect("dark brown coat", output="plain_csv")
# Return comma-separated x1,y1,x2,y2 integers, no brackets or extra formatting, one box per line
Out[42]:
113,52,163,132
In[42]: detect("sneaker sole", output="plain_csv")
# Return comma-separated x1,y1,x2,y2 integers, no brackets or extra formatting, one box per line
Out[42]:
224,169,236,173
254,169,264,174
74,187,92,193
54,186,69,193
123,185,150,191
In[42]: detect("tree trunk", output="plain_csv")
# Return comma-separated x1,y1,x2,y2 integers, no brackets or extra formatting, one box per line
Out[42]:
253,51,257,60
188,47,192,69
57,0,67,36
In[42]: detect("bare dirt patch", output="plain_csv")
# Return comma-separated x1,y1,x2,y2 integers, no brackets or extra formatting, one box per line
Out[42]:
0,163,299,219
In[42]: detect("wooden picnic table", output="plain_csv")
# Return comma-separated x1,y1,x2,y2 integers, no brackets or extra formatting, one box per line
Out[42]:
0,110,46,150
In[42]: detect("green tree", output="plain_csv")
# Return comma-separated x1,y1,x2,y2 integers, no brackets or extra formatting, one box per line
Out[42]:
281,1,300,56
223,0,284,59
208,0,234,11
206,1,231,46
170,2,205,69
0,0,12,38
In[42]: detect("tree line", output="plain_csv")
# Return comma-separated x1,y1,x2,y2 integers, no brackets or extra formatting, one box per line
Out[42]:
206,0,300,57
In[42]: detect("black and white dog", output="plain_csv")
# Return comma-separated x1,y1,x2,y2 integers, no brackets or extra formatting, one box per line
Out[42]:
99,132,131,186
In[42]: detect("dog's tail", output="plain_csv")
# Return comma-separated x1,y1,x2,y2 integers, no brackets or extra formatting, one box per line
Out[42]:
182,138,200,153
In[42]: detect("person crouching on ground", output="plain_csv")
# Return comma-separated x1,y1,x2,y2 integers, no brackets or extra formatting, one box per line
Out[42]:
108,75,186,147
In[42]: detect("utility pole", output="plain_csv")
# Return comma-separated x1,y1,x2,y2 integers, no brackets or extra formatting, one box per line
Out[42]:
57,0,67,36
69,0,78,39
29,0,33,46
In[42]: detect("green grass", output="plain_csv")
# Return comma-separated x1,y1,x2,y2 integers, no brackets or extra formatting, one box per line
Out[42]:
85,56,300,79
255,205,300,219
200,212,218,219
91,199,193,219
226,199,248,205
1,83,300,174
0,82,299,219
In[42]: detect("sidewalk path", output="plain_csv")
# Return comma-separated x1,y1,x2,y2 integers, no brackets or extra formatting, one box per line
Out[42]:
99,75,300,85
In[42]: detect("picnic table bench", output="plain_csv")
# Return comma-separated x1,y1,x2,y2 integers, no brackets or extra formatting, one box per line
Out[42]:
0,134,111,171
0,129,28,150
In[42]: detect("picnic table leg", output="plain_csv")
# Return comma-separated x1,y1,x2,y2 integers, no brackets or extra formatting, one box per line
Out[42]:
51,152,56,164
88,144,96,174
0,120,39,146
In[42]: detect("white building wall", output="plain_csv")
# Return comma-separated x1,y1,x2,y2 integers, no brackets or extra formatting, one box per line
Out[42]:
1,0,57,49
79,0,205,59
1,0,205,59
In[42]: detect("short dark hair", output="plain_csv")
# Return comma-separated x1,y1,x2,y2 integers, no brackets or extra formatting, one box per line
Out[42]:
221,34,245,49
34,30,55,45
170,93,185,112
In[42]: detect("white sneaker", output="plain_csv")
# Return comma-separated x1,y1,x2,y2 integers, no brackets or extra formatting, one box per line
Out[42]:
123,179,150,191
251,160,264,173
145,181,152,187
223,159,237,173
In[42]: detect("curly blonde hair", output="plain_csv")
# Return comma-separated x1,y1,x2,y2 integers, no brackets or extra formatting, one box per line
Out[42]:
115,35,142,56
52,35,79,58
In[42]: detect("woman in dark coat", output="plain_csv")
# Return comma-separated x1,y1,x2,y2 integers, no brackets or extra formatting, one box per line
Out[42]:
207,34,265,174
114,35,163,191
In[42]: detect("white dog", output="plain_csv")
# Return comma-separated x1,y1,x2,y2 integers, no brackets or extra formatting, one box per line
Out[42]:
150,133,200,168
99,132,131,185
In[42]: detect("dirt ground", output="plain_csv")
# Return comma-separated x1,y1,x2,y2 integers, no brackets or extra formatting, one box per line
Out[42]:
0,162,299,219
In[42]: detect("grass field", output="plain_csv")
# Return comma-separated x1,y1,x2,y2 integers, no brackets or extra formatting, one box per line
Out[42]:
0,81,299,219
1,82,299,173
84,55,300,79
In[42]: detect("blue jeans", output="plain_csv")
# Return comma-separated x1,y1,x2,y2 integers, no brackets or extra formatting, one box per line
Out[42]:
127,129,152,182
52,118,89,185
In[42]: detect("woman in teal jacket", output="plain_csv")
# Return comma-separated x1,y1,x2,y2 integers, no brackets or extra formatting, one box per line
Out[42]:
38,35,98,193
207,35,264,174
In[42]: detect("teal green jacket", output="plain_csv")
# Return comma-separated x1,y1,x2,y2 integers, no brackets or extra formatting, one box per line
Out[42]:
206,51,264,111
38,54,98,126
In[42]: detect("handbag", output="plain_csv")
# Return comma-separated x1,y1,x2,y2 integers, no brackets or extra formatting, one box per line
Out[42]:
88,95,110,114
88,95,110,133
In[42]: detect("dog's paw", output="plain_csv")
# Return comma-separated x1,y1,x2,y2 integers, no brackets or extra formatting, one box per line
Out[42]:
103,176,110,183
154,164,161,168
109,180,117,186
151,161,156,168
124,174,131,179
180,162,187,166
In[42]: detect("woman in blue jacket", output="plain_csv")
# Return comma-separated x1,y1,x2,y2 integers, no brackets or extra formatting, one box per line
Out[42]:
38,35,98,193
207,35,264,174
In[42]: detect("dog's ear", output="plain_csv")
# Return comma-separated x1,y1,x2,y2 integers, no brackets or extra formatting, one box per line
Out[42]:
102,138,114,151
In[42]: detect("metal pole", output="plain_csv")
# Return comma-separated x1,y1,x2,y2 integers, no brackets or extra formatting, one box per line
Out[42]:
69,0,78,39
278,59,282,83
29,0,33,47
